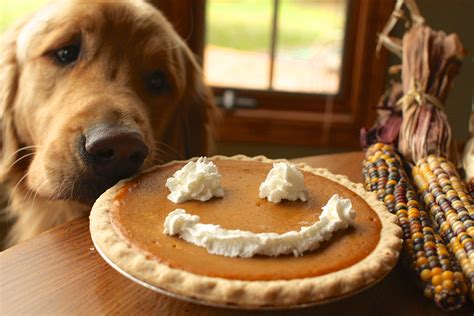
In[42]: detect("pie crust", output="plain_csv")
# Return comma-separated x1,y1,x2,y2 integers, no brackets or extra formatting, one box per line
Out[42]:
90,155,402,307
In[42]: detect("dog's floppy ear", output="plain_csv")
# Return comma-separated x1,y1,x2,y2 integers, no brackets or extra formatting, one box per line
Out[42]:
163,45,220,160
0,23,23,182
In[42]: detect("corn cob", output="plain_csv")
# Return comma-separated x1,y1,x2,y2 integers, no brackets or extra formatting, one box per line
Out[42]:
469,180,474,199
412,155,474,300
364,143,467,310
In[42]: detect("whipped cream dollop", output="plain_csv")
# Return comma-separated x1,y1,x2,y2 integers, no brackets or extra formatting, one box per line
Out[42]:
259,162,308,203
163,194,356,258
166,157,224,203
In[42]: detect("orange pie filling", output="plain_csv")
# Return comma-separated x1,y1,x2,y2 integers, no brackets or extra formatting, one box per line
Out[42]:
110,159,381,281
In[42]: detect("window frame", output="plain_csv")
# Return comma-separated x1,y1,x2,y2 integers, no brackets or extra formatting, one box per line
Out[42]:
153,0,394,148
209,0,353,108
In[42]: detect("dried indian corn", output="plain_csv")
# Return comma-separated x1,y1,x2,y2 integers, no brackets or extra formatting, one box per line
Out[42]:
364,143,467,310
469,180,474,199
412,155,474,300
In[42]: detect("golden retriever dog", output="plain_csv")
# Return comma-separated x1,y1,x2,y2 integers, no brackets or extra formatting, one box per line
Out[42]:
0,0,217,246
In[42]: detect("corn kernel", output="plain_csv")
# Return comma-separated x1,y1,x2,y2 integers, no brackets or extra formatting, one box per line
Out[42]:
416,257,428,267
442,271,454,280
420,269,432,282
431,267,442,276
442,279,454,290
432,275,442,286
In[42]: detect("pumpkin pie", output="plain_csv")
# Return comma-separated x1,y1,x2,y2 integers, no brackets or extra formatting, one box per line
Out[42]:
90,155,402,307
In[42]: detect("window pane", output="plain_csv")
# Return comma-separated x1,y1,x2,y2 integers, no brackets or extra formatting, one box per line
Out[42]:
0,0,49,33
273,0,348,94
204,0,273,90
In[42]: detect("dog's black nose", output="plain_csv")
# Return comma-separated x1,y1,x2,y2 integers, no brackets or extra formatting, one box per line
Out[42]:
81,125,149,181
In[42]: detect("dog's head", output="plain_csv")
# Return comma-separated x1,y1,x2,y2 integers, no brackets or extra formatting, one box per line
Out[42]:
0,0,217,204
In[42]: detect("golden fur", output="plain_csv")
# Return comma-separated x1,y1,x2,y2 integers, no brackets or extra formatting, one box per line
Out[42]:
0,0,217,246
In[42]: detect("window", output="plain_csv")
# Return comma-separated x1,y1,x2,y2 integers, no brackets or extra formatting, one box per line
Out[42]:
205,0,348,95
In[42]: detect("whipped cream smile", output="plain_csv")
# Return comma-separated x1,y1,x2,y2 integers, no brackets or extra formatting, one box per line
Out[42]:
163,194,356,258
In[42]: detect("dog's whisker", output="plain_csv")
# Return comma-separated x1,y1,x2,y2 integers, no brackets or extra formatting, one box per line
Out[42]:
148,144,166,165
7,171,32,210
152,156,167,165
26,166,61,204
154,141,184,160
152,145,186,163
145,143,157,163
3,145,42,163
31,179,49,207
24,166,60,206
67,170,84,204
68,176,77,202
24,185,36,205
3,146,42,170
5,152,37,172
152,145,171,157
54,177,68,201
24,187,38,207
152,147,176,164
151,144,168,156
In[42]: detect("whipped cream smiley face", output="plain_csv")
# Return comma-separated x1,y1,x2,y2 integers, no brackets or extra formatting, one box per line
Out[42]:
164,159,356,258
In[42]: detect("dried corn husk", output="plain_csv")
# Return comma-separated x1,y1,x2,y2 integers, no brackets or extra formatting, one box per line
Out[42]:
376,0,466,164
397,25,465,163
464,112,474,195
360,81,403,148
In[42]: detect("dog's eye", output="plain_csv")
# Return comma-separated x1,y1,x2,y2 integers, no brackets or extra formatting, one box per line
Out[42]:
54,44,80,64
147,71,168,94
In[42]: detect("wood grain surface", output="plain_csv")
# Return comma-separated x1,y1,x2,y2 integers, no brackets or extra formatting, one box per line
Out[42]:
1,152,472,315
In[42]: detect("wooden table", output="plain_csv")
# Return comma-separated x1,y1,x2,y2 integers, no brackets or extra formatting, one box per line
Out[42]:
1,152,472,315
